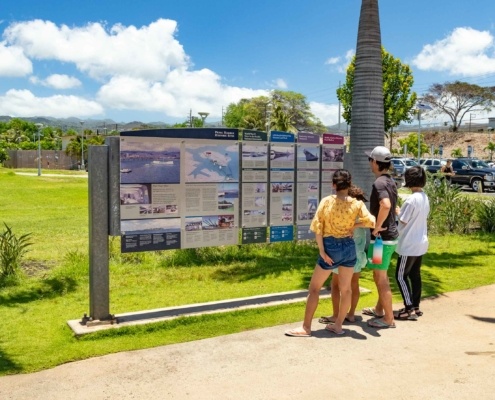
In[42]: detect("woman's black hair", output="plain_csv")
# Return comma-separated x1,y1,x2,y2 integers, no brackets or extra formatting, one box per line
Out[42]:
404,166,426,188
348,185,368,202
332,169,352,191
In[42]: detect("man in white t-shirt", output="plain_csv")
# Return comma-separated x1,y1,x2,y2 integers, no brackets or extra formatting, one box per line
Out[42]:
394,166,430,320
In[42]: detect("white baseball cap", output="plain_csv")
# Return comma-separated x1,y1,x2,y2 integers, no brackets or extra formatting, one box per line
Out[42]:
365,146,392,162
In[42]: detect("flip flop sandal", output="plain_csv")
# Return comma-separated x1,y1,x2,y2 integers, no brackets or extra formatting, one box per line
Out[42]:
318,316,336,324
285,328,311,337
362,307,385,318
414,308,424,317
367,318,396,329
319,316,355,324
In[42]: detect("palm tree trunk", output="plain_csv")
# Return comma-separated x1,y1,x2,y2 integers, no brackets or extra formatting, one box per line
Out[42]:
347,0,384,197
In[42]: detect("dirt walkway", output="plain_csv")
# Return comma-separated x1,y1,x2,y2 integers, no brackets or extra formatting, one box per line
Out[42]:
1,285,494,400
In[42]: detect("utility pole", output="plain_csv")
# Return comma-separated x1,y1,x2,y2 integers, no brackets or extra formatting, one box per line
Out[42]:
35,123,43,176
80,121,85,170
338,81,341,134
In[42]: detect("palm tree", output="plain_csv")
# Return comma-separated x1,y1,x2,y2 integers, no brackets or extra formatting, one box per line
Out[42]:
270,102,298,134
484,142,495,161
347,0,384,195
451,148,463,158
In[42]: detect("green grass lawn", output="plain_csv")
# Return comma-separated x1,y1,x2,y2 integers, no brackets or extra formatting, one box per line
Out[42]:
1,167,495,375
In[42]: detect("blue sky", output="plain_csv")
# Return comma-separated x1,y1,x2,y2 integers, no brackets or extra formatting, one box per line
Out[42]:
1,0,495,126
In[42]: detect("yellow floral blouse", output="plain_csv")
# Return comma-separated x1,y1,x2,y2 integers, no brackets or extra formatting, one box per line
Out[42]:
310,195,375,238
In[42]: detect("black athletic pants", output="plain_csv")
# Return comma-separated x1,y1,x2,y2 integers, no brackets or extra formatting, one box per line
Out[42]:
395,255,423,310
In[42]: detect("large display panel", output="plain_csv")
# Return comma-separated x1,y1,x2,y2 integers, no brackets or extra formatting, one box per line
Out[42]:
118,128,345,253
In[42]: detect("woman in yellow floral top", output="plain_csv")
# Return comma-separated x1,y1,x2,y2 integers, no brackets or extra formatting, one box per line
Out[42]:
285,169,375,337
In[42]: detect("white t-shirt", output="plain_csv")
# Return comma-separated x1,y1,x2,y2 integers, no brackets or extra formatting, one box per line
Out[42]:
396,191,430,256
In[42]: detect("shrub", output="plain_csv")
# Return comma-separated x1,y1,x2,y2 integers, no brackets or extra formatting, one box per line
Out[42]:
0,223,32,278
423,176,479,234
476,198,495,233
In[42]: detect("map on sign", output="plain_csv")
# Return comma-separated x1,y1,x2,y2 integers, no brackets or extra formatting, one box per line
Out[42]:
185,144,239,182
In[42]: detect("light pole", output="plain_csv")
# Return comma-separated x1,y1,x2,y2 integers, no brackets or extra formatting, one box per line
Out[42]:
35,123,43,176
416,103,432,163
469,113,476,132
79,121,85,170
198,112,209,127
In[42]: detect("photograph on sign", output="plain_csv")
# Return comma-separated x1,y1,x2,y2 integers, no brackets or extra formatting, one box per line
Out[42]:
242,143,268,166
120,137,180,184
322,146,344,162
270,144,295,168
121,217,181,236
297,146,319,165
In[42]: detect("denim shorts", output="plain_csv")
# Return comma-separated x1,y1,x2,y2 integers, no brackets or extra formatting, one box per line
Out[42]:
317,236,357,270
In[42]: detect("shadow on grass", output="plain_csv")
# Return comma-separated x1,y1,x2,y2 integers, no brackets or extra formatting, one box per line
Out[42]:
384,248,494,300
423,249,493,269
158,242,318,288
210,253,315,285
0,276,78,306
0,348,21,375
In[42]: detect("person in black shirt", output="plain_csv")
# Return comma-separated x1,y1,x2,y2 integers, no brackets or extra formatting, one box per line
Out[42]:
362,146,399,329
440,159,455,184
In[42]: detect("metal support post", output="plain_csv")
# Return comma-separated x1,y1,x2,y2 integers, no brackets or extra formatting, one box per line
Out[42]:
86,144,114,324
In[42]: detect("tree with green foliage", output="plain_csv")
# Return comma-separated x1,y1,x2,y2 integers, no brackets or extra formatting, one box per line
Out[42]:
269,101,297,133
451,148,463,158
65,136,84,162
0,147,8,164
484,142,495,161
422,81,495,132
337,47,417,136
397,133,429,158
223,91,326,133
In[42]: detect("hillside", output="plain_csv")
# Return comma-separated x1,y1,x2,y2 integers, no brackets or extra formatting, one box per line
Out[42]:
389,131,493,160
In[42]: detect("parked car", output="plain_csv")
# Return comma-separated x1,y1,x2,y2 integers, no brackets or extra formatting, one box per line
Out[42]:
390,159,406,176
459,158,495,170
389,159,405,187
392,157,418,168
433,158,495,192
420,158,446,173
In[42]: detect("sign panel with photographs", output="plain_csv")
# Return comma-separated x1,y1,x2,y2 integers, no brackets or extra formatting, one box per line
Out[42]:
120,128,239,252
241,130,268,243
321,133,345,198
117,128,346,252
269,131,295,242
295,132,321,240
120,135,182,252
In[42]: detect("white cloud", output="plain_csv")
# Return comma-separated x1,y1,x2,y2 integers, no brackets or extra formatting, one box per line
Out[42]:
309,102,340,126
97,71,268,118
0,42,32,76
30,74,82,89
4,19,188,80
1,18,271,119
413,27,495,76
0,89,104,118
274,78,288,89
325,57,340,65
326,49,354,74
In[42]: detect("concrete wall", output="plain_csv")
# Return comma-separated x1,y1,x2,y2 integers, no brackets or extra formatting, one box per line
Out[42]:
4,150,79,170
